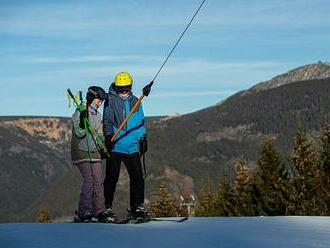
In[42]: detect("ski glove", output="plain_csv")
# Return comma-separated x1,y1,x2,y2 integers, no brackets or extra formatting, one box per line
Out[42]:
105,135,114,152
79,110,88,129
139,135,148,156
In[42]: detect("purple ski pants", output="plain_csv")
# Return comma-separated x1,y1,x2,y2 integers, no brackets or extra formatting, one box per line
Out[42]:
77,161,105,216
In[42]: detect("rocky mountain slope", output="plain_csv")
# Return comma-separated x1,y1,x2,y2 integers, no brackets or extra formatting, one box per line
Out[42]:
0,117,72,221
243,62,330,95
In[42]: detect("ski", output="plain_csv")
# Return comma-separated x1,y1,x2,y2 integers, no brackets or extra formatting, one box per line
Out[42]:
69,216,188,224
150,217,188,223
114,216,188,224
114,217,149,224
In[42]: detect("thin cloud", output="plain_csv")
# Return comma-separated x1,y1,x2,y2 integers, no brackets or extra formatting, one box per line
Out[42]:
35,59,288,78
20,55,164,64
201,0,330,28
0,1,190,36
2,0,329,39
152,90,236,98
3,59,296,91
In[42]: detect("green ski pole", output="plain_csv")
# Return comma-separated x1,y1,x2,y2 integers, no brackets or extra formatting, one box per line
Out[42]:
68,88,110,158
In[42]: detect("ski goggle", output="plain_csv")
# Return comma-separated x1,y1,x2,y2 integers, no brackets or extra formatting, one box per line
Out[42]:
116,86,132,93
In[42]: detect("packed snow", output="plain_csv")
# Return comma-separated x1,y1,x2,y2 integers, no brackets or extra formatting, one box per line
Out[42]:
1,217,330,248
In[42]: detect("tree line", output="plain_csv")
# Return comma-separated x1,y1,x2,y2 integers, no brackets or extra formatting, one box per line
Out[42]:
149,124,330,217
195,124,330,216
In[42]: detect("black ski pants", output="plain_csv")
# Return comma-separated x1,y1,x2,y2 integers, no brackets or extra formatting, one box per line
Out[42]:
104,152,144,210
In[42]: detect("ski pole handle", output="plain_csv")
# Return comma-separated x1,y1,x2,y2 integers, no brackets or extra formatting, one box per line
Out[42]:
67,88,80,107
67,88,75,101
79,91,83,103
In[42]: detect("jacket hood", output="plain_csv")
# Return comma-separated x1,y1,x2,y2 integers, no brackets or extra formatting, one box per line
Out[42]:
108,83,118,96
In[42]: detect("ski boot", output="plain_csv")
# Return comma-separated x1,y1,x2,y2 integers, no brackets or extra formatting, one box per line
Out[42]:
127,206,151,224
73,210,93,223
97,207,117,223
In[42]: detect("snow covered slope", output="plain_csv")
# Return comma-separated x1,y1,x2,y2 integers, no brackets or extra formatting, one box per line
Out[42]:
1,217,330,248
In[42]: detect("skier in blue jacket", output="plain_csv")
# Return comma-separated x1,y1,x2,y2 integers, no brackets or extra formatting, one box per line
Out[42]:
103,72,148,220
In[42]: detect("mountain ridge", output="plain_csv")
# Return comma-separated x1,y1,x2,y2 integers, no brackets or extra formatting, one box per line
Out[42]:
242,61,330,96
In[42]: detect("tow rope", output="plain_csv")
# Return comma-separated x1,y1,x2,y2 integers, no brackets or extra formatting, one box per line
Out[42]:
110,0,207,142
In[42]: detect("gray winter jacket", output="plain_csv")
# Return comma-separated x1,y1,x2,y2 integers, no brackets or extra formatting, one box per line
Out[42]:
71,104,104,164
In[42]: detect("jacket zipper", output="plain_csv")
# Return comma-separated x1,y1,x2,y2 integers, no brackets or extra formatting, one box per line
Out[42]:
123,108,127,131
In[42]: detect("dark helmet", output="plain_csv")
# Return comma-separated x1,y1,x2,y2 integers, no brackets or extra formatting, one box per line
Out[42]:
86,86,106,102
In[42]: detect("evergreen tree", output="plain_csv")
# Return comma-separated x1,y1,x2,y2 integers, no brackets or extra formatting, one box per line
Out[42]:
36,207,51,223
289,131,321,215
214,177,233,216
254,140,287,215
149,182,178,217
319,123,330,214
230,162,256,216
195,182,217,216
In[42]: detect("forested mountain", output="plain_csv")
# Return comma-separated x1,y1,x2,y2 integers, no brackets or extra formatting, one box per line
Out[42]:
0,63,329,222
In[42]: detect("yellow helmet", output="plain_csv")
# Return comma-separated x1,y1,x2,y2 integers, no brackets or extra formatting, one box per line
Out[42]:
114,72,133,87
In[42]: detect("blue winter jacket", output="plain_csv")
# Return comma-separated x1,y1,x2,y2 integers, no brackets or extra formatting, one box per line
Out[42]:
103,83,146,154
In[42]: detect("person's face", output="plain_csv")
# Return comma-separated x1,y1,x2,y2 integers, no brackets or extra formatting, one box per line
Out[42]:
92,98,102,108
119,91,130,98
117,86,132,97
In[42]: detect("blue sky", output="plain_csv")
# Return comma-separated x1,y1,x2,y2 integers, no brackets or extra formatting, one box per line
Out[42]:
1,0,330,117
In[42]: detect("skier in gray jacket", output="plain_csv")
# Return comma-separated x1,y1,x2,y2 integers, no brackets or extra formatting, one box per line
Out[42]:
71,86,114,223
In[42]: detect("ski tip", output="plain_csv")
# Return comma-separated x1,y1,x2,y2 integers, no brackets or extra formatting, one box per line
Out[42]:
150,217,189,223
175,217,188,222
180,217,189,222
